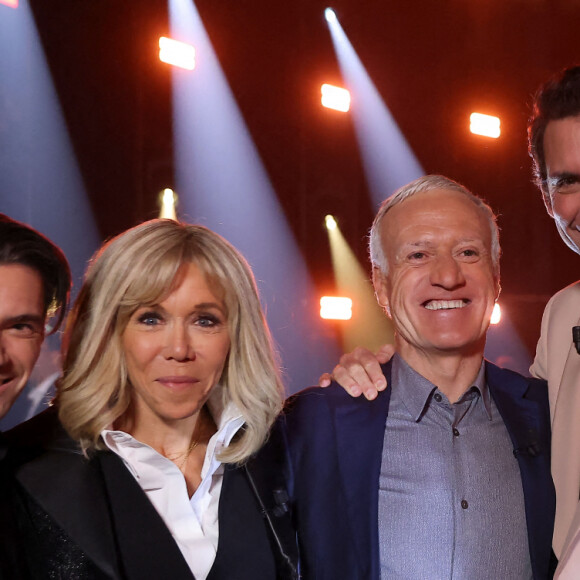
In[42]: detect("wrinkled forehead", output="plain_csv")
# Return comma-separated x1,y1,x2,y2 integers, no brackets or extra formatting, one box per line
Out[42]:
380,189,492,250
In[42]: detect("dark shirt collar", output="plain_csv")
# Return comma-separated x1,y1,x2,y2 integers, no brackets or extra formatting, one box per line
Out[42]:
391,353,491,422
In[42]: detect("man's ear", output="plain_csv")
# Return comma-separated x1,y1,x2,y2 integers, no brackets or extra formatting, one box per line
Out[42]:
372,266,390,314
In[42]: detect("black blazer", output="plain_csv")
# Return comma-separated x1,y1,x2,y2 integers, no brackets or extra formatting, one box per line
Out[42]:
280,360,556,580
0,407,298,580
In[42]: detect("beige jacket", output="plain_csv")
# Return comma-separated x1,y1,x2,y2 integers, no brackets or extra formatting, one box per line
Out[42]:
531,280,580,570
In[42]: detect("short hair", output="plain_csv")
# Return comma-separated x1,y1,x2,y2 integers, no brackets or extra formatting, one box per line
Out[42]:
0,214,71,332
56,219,284,463
369,175,500,277
528,65,580,202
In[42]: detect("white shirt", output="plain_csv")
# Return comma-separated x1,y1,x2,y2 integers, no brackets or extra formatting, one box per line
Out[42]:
102,391,244,580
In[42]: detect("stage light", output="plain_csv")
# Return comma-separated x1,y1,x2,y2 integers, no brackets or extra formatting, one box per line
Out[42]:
159,36,195,71
159,188,178,220
325,214,337,230
470,112,501,139
490,302,501,325
0,0,18,8
324,8,337,23
321,84,351,113
325,12,423,203
320,296,353,320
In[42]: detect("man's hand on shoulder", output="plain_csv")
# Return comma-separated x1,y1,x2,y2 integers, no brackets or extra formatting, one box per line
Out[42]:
318,344,394,400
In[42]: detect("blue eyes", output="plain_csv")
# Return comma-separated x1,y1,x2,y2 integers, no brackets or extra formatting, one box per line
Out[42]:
137,313,162,326
197,315,220,327
135,311,221,327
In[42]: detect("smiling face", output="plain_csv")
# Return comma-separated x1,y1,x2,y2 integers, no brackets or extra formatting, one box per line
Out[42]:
373,189,499,363
121,262,231,428
0,264,46,419
543,115,580,254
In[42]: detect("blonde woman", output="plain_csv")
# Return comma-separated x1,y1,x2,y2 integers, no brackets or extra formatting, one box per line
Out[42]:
2,220,298,579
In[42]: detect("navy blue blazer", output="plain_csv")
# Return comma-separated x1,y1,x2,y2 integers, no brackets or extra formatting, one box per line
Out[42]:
281,360,556,580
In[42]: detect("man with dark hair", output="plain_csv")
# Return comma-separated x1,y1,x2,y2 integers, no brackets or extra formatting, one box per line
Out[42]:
526,66,580,577
528,66,580,255
0,214,70,423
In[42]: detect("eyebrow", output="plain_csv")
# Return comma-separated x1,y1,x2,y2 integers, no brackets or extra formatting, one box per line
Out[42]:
399,238,484,249
139,302,226,314
546,172,580,188
1,314,45,328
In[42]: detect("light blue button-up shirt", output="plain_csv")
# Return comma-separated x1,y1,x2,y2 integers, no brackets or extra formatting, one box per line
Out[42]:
378,354,532,579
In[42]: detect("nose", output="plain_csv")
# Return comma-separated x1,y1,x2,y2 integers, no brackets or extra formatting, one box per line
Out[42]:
429,255,466,290
164,323,195,362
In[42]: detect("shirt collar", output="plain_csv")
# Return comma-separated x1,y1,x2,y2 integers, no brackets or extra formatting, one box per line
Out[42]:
392,354,491,422
101,391,245,481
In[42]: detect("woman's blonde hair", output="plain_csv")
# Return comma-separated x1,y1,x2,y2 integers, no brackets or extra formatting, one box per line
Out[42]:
56,219,284,463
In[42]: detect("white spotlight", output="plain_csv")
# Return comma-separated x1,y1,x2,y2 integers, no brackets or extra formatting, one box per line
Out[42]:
324,8,337,23
325,215,338,230
159,188,178,220
490,302,502,325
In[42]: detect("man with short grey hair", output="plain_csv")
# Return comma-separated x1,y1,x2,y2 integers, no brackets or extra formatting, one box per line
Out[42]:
284,176,555,579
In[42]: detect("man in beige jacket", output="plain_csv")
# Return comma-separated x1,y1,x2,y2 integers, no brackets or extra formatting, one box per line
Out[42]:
527,66,580,578
324,66,580,577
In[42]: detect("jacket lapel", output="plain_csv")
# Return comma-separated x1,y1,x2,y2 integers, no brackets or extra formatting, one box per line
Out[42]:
244,423,299,579
97,451,195,580
551,340,580,556
332,362,392,579
15,443,119,578
486,362,555,579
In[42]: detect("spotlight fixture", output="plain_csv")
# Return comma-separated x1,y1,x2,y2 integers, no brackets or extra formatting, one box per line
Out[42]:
159,37,196,71
324,8,337,23
321,84,351,113
325,215,338,230
320,296,353,320
490,302,501,325
159,188,178,220
470,112,500,139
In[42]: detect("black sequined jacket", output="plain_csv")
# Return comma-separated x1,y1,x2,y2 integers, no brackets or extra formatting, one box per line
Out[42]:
0,407,299,580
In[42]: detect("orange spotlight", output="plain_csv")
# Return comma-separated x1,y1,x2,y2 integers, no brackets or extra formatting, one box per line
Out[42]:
470,112,500,138
321,84,351,112
159,37,196,71
0,0,18,7
320,296,353,320
490,302,501,325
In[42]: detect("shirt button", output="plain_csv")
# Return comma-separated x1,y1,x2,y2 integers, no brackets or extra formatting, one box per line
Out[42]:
433,393,442,402
453,428,460,437
461,500,469,510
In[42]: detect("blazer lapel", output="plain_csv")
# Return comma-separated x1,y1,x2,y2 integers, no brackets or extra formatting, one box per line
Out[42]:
332,362,392,579
486,362,554,579
550,340,580,556
16,446,119,578
97,451,195,580
244,424,299,578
